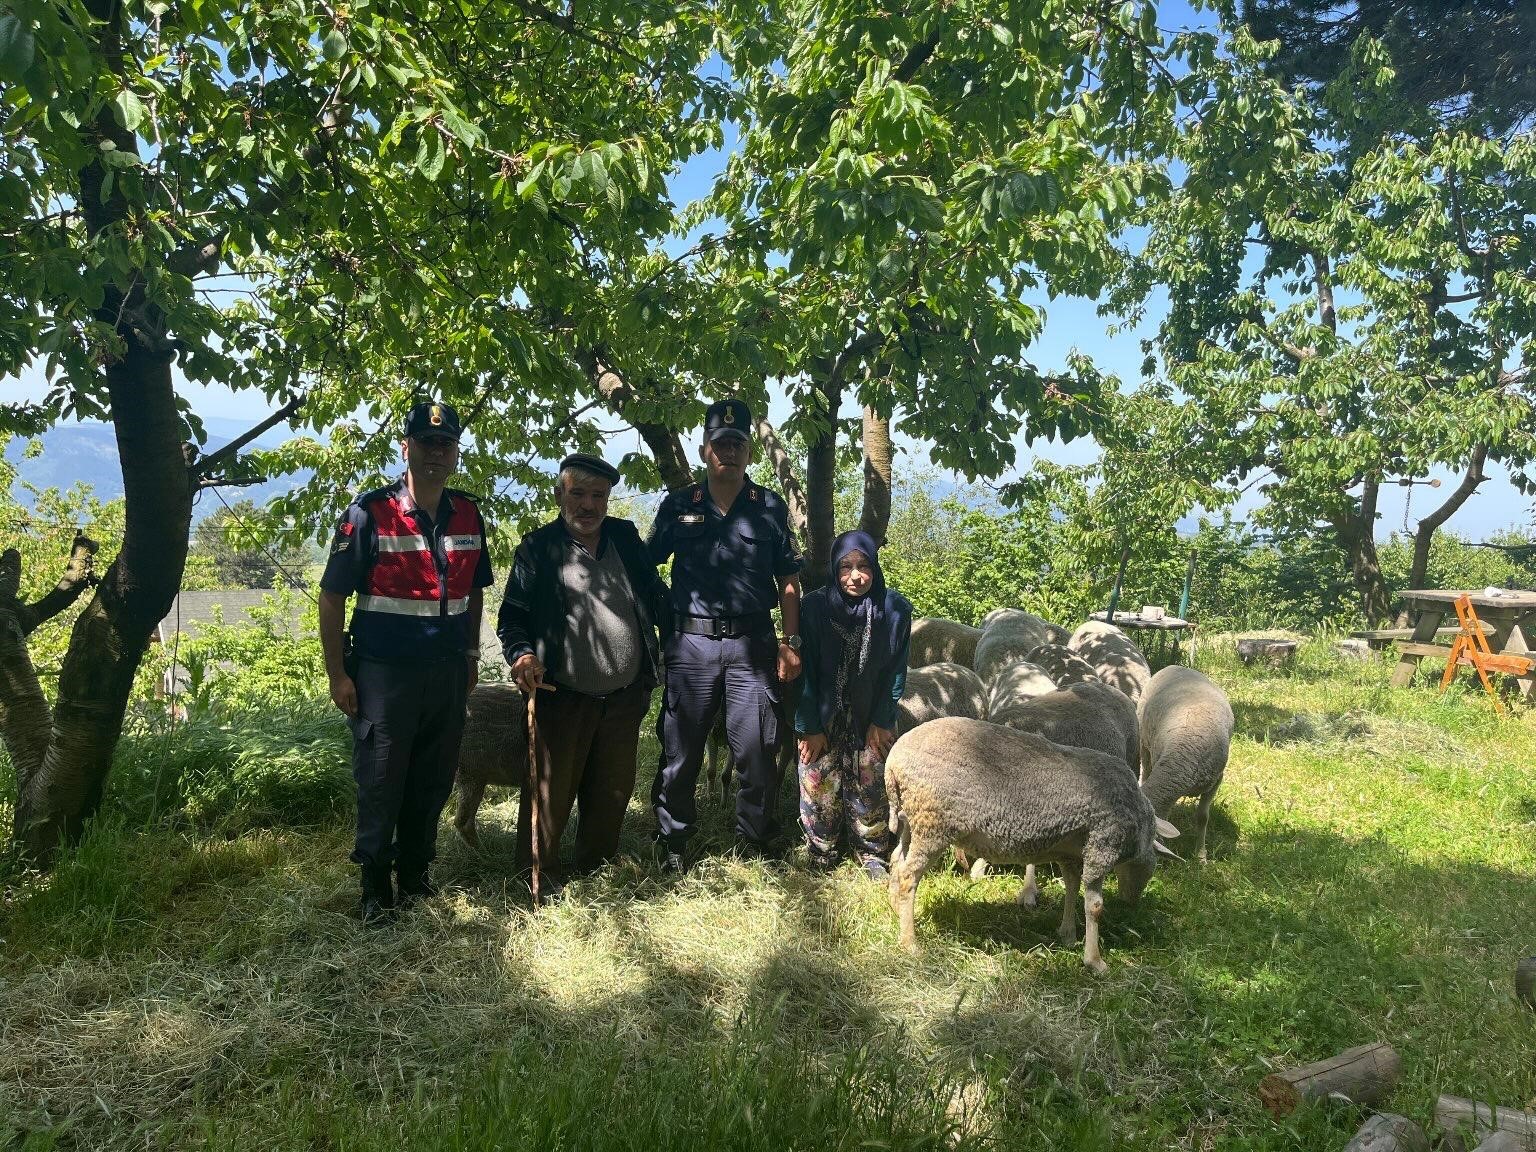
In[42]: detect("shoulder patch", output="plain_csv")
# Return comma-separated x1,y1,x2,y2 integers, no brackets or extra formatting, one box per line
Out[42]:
691,486,703,504
748,486,759,501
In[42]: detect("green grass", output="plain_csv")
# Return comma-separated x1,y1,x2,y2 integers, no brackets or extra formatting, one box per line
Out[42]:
2,638,1534,1149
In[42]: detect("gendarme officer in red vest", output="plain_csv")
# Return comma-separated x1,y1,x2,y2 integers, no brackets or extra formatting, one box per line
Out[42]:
319,400,494,925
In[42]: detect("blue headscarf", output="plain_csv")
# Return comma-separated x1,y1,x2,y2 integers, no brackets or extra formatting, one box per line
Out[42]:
826,530,886,640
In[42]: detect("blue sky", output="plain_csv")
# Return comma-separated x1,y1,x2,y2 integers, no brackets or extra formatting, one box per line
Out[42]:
5,0,1529,540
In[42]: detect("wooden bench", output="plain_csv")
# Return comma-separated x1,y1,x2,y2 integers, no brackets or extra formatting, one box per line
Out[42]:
1351,625,1489,650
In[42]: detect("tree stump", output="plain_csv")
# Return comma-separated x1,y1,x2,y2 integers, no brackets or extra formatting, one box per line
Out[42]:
1257,1042,1401,1117
1435,1094,1536,1150
1516,957,1535,1010
1344,1114,1430,1152
1237,637,1301,666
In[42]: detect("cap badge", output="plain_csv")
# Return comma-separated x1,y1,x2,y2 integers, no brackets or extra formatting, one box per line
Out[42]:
430,405,443,426
723,407,735,425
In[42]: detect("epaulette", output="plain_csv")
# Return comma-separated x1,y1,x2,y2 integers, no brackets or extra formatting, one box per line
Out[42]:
690,484,704,504
356,483,397,509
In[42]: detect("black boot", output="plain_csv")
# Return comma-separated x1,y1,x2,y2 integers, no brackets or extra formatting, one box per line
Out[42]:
359,864,397,927
395,862,437,908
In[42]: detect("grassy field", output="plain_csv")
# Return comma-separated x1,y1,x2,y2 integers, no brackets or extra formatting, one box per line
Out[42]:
2,639,1534,1149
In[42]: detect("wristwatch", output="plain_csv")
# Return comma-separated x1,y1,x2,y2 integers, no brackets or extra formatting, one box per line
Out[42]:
781,634,802,651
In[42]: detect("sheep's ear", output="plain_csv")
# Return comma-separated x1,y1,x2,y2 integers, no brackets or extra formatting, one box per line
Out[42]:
1154,839,1183,861
1155,817,1180,840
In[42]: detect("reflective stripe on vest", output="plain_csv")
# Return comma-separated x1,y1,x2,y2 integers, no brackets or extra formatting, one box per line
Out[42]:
356,491,483,616
356,594,471,617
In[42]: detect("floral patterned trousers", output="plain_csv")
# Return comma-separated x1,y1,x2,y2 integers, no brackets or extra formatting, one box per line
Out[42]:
797,747,893,867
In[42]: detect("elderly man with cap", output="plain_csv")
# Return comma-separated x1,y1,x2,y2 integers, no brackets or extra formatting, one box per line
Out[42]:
496,453,671,891
648,398,803,871
320,400,494,925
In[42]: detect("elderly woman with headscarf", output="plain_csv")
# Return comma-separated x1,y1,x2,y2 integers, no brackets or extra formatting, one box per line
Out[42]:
794,530,912,877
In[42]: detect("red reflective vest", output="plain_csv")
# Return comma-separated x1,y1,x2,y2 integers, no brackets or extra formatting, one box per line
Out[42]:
354,489,484,622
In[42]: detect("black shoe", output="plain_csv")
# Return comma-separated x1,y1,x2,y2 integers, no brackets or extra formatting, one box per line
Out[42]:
396,867,437,909
733,837,783,863
359,865,397,927
807,853,841,875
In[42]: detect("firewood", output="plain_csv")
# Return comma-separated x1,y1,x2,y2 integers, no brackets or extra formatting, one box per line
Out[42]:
1435,1094,1536,1150
1516,957,1535,1010
1343,1114,1430,1152
1257,1042,1401,1118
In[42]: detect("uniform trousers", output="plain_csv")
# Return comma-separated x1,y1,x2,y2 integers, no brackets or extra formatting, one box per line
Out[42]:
653,629,783,847
350,655,468,875
516,679,651,879
798,747,893,867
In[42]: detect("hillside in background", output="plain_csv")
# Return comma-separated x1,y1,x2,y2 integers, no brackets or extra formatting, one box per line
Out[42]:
5,418,310,519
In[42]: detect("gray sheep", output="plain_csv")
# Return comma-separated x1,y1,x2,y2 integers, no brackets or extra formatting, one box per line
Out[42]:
453,683,528,847
984,659,1056,716
974,610,1051,683
885,717,1178,972
1068,620,1151,703
908,617,982,669
897,662,987,735
1138,665,1234,863
1026,643,1102,687
988,680,1140,907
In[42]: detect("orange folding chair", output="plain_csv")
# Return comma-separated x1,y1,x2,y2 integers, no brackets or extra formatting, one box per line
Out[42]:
1438,594,1535,714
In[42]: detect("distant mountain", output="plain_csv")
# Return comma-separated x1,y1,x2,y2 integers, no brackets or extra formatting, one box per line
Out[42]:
5,418,311,519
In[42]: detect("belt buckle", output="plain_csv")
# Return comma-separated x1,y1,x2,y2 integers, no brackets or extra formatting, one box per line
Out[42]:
713,616,727,639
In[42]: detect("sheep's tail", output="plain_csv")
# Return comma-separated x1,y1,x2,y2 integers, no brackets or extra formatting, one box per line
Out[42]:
886,767,904,838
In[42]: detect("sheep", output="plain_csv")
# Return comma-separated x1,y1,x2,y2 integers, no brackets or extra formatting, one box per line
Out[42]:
897,662,987,735
984,659,1056,717
1043,622,1072,647
975,610,1051,683
988,680,1141,907
453,683,528,847
1068,620,1151,703
1026,643,1102,688
885,717,1178,972
1138,665,1234,863
908,617,983,669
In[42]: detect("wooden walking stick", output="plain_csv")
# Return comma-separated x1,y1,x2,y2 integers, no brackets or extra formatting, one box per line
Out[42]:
526,686,544,907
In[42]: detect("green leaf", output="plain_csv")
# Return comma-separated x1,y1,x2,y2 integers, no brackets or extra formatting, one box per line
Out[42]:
320,29,348,62
114,89,146,133
0,11,35,77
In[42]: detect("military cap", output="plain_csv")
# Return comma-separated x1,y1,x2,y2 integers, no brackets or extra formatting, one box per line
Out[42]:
559,453,621,486
404,400,463,441
704,398,751,443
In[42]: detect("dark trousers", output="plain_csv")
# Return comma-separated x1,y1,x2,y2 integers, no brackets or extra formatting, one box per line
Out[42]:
516,680,652,879
350,656,468,874
653,630,783,846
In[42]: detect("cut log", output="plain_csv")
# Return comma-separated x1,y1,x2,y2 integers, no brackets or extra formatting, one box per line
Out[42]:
1237,637,1301,666
1344,1114,1430,1152
1257,1042,1401,1117
1516,957,1536,1010
1471,1133,1528,1152
1435,1095,1536,1150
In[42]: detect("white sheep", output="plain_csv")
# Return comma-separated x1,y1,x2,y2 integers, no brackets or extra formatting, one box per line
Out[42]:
974,610,1051,683
897,662,987,735
1025,643,1102,687
885,717,1178,972
1138,665,1234,863
984,659,1056,717
908,617,983,669
1068,620,1151,703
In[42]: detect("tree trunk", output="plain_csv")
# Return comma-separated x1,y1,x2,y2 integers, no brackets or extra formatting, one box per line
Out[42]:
581,349,693,492
1333,480,1393,624
754,417,809,544
858,407,893,545
1407,446,1488,596
804,374,841,591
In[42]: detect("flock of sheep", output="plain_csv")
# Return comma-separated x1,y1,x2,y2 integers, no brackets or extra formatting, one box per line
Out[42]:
888,611,1234,973
447,608,1235,974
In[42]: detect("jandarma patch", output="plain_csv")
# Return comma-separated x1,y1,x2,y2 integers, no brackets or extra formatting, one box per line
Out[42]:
331,537,351,554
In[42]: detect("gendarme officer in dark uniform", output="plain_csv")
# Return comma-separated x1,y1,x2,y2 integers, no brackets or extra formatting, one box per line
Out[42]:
319,400,494,925
648,398,803,869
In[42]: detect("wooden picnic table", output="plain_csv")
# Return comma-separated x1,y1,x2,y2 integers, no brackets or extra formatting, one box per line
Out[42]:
1389,588,1536,698
1089,610,1197,660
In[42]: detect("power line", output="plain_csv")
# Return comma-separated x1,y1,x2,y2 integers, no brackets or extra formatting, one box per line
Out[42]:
206,487,320,608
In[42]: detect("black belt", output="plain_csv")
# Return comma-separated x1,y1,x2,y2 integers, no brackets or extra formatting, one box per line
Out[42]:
679,612,773,639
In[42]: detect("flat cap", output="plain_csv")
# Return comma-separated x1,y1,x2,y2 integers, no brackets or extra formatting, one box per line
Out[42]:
559,453,621,486
704,398,751,443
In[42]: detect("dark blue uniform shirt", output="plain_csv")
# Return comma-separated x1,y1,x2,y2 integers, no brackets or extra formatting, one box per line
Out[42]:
648,478,802,618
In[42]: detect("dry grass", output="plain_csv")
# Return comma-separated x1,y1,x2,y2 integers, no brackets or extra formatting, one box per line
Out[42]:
2,642,1535,1149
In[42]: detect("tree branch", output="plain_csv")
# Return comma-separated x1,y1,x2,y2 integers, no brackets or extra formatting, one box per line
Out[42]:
754,417,808,540
893,31,942,83
17,534,100,636
580,349,693,492
189,393,305,489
